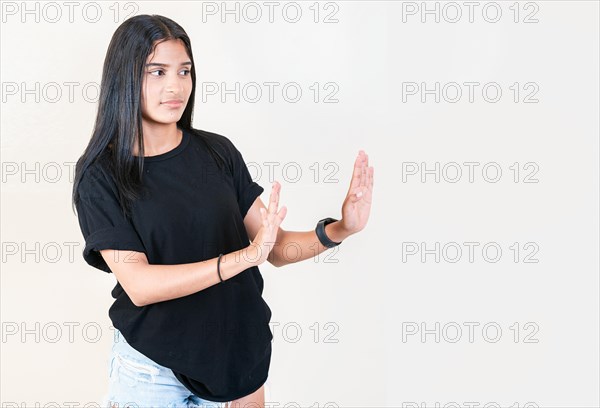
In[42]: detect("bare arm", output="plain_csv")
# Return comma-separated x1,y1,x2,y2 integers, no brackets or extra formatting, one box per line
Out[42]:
267,222,351,267
100,247,256,307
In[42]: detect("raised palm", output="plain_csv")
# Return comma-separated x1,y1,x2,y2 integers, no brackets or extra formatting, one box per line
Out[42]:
341,150,374,234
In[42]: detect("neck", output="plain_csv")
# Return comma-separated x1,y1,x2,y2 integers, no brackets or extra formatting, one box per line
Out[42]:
134,122,182,157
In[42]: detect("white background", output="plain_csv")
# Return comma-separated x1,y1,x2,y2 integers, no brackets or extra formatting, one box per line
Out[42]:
1,1,598,407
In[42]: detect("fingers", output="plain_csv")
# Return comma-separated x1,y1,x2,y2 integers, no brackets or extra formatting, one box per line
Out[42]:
347,150,374,200
348,151,364,194
267,181,280,215
349,150,370,195
264,181,285,228
360,158,367,188
276,205,287,226
260,207,268,227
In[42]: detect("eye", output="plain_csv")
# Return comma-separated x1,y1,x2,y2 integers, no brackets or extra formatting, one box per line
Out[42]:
149,69,164,76
180,69,191,76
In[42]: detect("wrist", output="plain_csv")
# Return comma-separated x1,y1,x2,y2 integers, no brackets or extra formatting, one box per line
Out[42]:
324,220,352,243
219,248,258,281
241,244,261,268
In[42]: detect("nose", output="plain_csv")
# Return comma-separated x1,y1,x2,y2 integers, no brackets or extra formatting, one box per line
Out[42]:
165,74,183,95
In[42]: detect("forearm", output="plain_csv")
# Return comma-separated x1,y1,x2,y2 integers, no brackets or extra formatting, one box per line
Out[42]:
269,220,351,267
136,247,255,306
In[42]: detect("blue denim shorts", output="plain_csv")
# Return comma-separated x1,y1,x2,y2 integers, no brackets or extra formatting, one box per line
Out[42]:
100,328,227,408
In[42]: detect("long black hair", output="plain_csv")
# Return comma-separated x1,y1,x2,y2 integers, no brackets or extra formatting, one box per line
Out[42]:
72,14,226,218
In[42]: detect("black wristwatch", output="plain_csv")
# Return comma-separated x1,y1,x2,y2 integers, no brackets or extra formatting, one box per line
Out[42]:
315,217,342,248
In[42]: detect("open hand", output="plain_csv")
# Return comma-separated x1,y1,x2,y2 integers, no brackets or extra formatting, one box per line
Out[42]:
340,150,374,235
247,181,287,265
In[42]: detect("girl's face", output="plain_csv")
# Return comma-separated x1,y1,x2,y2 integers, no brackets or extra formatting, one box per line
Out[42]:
141,39,193,126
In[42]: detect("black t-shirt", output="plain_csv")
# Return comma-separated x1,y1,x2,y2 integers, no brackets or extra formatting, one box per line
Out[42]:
75,127,272,402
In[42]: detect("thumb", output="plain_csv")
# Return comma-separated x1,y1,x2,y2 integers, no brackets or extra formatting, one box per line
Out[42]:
277,205,287,221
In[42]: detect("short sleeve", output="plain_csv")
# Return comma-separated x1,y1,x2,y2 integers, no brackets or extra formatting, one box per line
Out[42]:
225,138,264,219
75,164,146,273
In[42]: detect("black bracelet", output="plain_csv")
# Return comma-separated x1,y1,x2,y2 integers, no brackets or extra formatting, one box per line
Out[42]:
217,253,224,282
315,217,342,248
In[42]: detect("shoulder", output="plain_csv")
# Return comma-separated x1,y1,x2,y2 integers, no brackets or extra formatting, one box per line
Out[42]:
188,127,246,171
191,127,237,153
77,151,117,199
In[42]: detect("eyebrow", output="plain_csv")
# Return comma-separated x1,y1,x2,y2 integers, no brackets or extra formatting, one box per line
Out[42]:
145,61,192,68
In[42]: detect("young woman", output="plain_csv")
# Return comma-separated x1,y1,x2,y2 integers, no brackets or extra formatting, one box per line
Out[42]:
72,14,374,408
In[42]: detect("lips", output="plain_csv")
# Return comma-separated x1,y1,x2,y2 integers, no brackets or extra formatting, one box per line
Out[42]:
161,99,184,107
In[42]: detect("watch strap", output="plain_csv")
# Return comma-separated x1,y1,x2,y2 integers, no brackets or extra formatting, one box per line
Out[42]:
316,217,342,248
